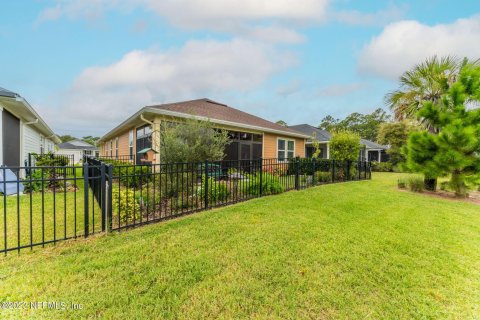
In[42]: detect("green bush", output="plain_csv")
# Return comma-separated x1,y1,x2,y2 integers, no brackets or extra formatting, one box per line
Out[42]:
32,152,69,167
330,131,361,162
112,188,141,223
407,177,424,193
397,179,407,189
440,181,450,191
372,161,393,172
198,177,230,204
314,171,331,183
172,195,199,211
245,173,284,196
23,170,44,192
113,165,152,188
287,158,333,175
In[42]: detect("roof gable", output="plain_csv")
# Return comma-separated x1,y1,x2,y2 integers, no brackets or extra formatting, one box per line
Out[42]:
288,124,331,141
59,139,97,150
147,98,304,136
289,124,388,149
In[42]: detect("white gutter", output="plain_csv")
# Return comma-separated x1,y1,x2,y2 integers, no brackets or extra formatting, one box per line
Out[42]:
24,118,39,125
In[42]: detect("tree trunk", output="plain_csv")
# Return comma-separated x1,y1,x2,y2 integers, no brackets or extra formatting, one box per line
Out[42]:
451,170,468,198
424,177,437,191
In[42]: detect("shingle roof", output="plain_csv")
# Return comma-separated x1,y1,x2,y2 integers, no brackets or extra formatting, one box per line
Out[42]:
147,98,305,137
288,124,331,141
360,139,388,149
0,87,18,98
289,124,388,149
58,139,97,150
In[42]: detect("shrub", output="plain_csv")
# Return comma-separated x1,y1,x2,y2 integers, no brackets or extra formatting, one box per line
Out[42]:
32,152,69,167
397,179,407,189
314,171,331,183
407,177,424,193
440,181,450,191
112,188,141,223
30,153,69,189
372,161,393,172
198,177,230,204
23,170,44,192
160,170,199,198
172,195,199,211
245,173,284,196
112,165,152,188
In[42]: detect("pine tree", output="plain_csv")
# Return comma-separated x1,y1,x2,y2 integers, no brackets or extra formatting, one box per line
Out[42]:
404,65,480,197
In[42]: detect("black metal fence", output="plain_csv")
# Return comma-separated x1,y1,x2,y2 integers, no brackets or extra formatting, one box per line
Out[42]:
0,165,102,254
1,157,371,254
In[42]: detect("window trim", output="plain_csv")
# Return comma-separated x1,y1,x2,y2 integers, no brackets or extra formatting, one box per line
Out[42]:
128,129,134,160
276,137,295,161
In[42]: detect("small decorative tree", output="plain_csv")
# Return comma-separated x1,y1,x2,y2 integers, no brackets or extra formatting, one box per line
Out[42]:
155,118,231,198
330,131,361,162
158,118,230,164
310,132,322,159
404,64,480,197
377,121,418,167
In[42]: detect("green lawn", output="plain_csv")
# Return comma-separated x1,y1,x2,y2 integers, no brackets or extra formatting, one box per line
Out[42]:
0,173,479,319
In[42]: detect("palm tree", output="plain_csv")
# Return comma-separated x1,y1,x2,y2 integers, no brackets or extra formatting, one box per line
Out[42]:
385,55,479,131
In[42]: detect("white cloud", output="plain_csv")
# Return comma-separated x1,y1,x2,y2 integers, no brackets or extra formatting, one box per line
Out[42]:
142,0,328,30
317,83,367,97
37,0,329,27
333,4,406,26
244,26,305,44
40,38,296,135
277,79,302,97
358,15,480,79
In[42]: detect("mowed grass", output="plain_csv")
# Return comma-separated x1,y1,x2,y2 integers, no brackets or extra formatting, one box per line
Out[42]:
0,173,479,319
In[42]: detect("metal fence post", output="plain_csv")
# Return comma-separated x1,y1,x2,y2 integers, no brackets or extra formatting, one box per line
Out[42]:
346,160,351,181
204,160,209,209
331,160,335,183
83,162,89,237
100,163,106,232
312,157,317,185
294,157,300,190
259,158,263,196
106,164,113,232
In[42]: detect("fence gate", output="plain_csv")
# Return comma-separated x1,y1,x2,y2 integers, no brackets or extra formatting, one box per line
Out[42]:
84,158,113,235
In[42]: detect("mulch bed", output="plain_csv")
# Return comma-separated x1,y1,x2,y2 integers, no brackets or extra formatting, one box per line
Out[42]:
400,188,480,206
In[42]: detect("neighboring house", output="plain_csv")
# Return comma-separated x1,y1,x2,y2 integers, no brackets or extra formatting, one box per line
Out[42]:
0,87,61,167
98,98,309,164
56,139,99,164
288,124,389,162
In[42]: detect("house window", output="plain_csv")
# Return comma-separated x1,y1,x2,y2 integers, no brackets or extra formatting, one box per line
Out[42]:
40,136,45,154
277,139,295,161
136,124,152,164
115,137,119,158
224,130,263,161
110,140,113,157
128,130,134,160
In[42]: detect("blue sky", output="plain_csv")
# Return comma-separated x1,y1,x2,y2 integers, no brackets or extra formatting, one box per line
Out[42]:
1,0,479,137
